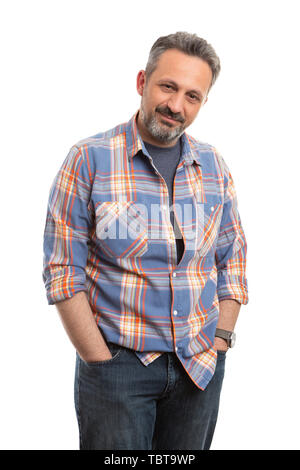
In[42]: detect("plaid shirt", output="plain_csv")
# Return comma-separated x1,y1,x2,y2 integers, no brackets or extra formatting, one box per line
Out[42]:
42,111,249,390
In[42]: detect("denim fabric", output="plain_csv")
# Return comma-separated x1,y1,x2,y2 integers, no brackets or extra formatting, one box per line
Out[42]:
74,342,226,450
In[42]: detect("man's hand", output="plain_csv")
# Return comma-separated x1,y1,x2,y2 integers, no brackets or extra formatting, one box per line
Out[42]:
214,336,228,352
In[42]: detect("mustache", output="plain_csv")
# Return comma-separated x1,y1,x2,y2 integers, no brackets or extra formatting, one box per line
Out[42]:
156,106,185,124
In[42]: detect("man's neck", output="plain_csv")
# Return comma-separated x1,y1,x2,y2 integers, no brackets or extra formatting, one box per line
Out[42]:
144,139,181,152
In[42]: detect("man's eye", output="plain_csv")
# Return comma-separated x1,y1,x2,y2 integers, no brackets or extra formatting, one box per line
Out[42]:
189,94,199,101
161,84,173,90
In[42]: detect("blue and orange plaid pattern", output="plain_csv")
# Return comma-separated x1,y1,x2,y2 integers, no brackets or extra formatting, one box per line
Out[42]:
42,111,248,390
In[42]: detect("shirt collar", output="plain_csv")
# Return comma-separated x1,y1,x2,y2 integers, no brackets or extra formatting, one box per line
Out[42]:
125,110,202,166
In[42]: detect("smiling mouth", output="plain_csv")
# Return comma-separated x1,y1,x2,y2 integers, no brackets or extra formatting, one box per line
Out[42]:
158,112,179,124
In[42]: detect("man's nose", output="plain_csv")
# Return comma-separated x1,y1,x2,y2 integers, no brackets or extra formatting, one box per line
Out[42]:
167,93,185,115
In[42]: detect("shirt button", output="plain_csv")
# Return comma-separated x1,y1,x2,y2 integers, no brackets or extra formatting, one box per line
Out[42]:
211,206,214,211
173,310,178,316
175,346,178,352
173,272,177,278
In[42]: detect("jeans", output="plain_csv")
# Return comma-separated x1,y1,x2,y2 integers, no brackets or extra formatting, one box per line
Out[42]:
74,342,226,450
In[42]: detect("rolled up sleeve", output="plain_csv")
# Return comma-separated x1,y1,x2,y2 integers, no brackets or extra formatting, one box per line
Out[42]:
42,145,93,305
215,161,249,305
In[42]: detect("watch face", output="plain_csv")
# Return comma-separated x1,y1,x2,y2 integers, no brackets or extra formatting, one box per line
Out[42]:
230,332,236,348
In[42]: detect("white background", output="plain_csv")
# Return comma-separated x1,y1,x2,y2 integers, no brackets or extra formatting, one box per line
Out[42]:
1,0,299,450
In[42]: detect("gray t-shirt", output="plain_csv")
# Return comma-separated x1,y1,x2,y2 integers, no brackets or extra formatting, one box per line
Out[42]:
144,139,184,265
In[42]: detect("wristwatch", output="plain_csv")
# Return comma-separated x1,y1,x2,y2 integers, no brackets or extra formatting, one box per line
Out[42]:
215,328,236,348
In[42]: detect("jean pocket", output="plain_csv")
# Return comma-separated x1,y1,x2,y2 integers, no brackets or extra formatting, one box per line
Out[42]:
216,349,227,358
82,343,122,367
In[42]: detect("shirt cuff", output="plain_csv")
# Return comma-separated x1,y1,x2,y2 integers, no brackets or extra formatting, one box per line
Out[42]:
43,267,87,305
217,270,249,305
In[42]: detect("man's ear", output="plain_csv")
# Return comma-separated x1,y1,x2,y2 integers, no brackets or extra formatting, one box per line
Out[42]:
136,70,146,96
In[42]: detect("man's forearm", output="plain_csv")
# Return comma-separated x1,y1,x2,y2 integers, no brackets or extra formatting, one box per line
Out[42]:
217,299,241,330
55,291,112,362
214,299,241,350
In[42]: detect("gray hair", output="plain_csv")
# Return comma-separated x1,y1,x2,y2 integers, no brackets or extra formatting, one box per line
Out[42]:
145,32,221,92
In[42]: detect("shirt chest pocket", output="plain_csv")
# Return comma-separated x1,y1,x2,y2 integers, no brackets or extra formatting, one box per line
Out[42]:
95,201,148,259
196,202,223,257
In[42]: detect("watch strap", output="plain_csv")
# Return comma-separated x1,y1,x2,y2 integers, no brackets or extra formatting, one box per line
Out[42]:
215,328,232,341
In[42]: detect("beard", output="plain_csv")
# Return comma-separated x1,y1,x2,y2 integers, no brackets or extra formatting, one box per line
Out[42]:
139,102,187,144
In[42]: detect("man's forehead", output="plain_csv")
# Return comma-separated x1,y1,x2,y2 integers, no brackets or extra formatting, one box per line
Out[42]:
149,50,212,95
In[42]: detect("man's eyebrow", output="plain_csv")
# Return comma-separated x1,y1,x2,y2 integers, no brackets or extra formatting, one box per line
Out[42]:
157,79,204,100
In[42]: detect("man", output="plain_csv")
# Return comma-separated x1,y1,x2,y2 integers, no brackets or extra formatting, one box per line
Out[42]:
42,32,249,450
